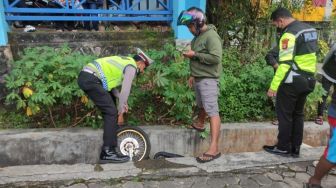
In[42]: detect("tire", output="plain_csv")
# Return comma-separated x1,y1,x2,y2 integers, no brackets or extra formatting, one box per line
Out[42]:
116,126,151,161
153,151,184,159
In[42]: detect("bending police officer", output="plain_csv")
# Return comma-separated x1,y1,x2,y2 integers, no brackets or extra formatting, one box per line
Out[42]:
78,49,153,163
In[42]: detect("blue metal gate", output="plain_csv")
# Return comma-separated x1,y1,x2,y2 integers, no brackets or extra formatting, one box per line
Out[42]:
4,0,173,22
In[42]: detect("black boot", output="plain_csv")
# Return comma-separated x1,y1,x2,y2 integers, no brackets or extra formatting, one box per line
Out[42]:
291,145,300,158
263,145,291,156
100,146,130,163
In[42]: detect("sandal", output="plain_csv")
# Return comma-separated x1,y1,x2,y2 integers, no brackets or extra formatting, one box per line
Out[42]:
190,122,206,132
303,183,322,188
196,153,221,163
315,117,323,125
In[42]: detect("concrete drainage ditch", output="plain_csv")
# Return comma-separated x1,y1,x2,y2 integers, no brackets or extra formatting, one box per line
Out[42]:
0,122,329,166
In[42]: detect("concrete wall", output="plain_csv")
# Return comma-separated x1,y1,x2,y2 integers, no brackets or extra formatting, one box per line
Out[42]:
8,31,172,60
0,122,329,166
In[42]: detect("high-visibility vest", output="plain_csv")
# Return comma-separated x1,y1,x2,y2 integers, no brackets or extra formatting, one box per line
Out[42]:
87,56,137,91
270,20,317,91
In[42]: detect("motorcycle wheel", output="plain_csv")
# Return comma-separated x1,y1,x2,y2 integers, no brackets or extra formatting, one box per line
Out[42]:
117,126,150,161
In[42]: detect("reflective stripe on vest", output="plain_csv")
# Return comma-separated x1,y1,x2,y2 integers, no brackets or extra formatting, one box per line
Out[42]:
93,61,109,91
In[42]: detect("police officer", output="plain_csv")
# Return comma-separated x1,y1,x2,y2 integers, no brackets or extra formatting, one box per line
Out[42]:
78,48,153,163
263,8,317,157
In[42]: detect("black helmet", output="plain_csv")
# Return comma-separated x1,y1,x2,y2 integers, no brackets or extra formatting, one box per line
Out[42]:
177,7,206,35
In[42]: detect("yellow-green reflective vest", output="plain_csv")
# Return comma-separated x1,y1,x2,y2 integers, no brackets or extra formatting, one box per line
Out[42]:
270,21,317,91
87,56,137,91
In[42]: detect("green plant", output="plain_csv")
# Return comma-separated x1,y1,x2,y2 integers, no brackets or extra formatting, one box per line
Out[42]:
128,43,194,125
144,106,155,122
305,82,327,120
0,108,32,129
199,128,210,139
2,42,324,128
317,39,330,64
5,45,98,128
219,47,274,122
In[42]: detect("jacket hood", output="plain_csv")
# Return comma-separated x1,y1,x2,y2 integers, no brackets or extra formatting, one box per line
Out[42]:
206,24,218,32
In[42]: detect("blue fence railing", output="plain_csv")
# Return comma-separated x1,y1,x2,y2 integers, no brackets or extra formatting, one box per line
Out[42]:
4,0,173,22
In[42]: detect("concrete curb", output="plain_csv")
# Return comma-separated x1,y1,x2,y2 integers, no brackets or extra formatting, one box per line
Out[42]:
0,122,329,166
0,147,325,186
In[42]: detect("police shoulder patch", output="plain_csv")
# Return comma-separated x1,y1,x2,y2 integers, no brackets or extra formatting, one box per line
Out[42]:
282,38,289,50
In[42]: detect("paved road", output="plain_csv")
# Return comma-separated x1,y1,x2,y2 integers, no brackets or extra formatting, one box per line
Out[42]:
62,161,336,188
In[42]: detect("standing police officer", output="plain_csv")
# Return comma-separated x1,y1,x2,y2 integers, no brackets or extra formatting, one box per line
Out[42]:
263,7,317,157
78,49,153,163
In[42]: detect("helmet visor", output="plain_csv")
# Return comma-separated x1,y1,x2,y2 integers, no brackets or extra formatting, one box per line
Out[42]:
177,11,194,26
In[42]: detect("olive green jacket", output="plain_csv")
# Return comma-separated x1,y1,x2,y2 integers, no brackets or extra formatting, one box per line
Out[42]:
190,24,223,78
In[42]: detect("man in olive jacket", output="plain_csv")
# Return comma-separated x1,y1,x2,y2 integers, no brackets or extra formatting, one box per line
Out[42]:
178,7,223,163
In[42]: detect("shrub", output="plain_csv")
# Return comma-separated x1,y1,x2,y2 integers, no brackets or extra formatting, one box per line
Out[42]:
128,44,194,125
305,82,327,120
4,45,98,128
3,44,325,127
219,47,274,122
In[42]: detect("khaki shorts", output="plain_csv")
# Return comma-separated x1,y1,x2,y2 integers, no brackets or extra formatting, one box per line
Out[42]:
194,78,219,117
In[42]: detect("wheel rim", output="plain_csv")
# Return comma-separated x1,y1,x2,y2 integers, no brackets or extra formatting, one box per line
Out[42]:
117,129,147,161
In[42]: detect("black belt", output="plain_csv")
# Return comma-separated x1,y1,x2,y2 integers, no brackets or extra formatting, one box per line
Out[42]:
82,68,99,77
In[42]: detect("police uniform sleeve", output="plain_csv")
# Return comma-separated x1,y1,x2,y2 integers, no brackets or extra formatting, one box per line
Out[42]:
270,32,296,91
118,66,136,113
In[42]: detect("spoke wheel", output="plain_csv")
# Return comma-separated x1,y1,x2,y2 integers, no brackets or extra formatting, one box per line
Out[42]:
117,126,150,161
